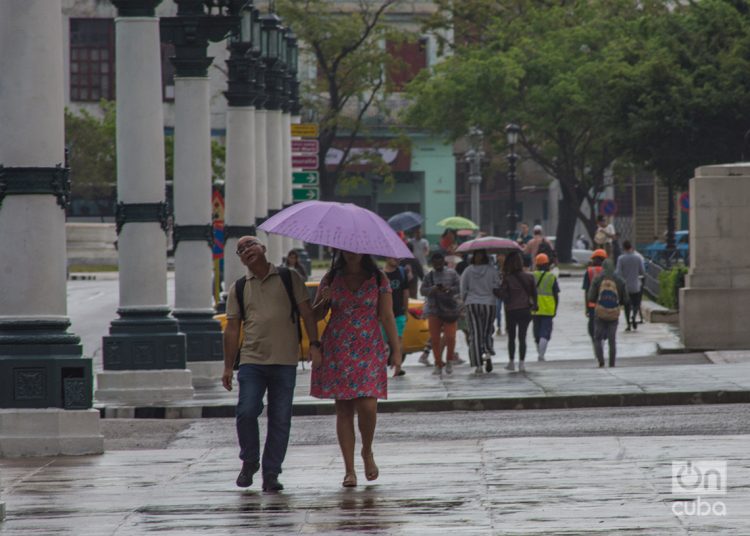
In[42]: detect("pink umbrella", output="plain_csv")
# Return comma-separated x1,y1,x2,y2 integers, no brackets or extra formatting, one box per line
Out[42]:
258,201,414,258
456,236,522,254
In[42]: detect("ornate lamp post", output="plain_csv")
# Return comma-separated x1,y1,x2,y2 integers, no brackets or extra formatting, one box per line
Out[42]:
466,127,484,228
505,122,521,238
261,12,285,264
159,0,238,384
280,29,298,255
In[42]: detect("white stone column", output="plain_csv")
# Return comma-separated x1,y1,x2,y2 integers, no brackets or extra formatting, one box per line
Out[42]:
224,106,256,288
171,75,224,386
98,2,193,405
266,109,284,265
254,108,270,249
680,163,750,349
281,112,295,256
0,0,101,456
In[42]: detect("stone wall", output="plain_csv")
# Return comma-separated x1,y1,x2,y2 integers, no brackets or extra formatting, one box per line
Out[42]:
66,222,118,267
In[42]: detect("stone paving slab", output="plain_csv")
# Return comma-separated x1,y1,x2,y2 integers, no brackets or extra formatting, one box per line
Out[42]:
1,435,749,534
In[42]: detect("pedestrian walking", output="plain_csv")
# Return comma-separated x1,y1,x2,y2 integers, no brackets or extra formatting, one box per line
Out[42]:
498,250,537,373
615,240,645,331
531,253,560,362
310,250,402,488
421,251,462,376
587,259,629,367
282,249,308,282
593,215,617,258
460,249,501,374
495,254,505,336
523,225,556,270
583,249,608,346
222,236,321,492
384,257,411,375
409,226,430,268
401,243,424,299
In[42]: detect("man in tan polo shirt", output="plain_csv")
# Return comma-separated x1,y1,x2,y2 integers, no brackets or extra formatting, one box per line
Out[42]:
222,236,321,492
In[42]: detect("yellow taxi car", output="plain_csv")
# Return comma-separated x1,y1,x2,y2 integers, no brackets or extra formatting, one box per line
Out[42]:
215,280,429,358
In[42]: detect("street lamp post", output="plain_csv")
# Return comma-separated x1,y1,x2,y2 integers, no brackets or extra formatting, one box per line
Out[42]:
367,173,385,214
505,123,521,238
466,127,484,228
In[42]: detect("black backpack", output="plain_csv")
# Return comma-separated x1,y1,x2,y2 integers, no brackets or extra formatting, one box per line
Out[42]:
537,239,556,264
233,265,301,370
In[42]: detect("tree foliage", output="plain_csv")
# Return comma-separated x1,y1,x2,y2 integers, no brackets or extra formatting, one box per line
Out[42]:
64,101,117,199
278,0,410,200
406,0,663,259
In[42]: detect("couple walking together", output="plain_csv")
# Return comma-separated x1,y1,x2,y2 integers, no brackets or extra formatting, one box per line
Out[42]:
223,236,402,492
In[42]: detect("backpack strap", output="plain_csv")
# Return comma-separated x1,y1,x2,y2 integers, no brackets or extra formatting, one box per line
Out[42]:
277,266,302,342
233,276,247,370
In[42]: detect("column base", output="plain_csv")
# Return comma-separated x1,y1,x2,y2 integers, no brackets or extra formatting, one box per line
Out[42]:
186,360,225,388
0,408,103,457
103,307,187,370
95,369,194,405
172,310,223,362
680,287,750,348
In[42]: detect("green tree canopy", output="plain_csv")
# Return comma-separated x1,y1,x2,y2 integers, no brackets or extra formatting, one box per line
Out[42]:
278,0,413,200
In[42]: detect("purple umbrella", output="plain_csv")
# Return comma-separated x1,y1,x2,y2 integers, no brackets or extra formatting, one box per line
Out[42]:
456,236,522,254
258,201,414,259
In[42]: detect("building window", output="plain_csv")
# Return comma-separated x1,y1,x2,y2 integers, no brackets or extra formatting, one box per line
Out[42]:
70,18,115,102
386,37,428,91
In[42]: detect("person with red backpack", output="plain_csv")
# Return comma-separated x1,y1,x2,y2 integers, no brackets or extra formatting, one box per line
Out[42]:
587,259,629,367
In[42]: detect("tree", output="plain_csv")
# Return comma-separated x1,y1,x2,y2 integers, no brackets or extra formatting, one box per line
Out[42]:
64,101,117,199
406,0,669,261
278,0,410,200
613,0,750,253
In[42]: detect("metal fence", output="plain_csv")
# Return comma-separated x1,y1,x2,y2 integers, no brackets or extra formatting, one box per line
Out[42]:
643,259,664,299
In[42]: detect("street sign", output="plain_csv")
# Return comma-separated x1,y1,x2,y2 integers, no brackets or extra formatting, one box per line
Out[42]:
293,187,319,201
292,171,319,185
292,154,319,169
291,123,319,137
599,199,617,216
292,139,319,154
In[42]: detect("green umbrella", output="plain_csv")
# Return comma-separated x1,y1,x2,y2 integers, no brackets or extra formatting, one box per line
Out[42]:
437,216,479,231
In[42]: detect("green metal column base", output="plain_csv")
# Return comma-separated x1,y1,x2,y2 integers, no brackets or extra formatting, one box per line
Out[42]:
172,311,224,362
0,319,93,409
103,308,187,370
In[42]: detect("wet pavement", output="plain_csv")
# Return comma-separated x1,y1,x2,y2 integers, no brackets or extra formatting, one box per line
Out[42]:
2,435,749,534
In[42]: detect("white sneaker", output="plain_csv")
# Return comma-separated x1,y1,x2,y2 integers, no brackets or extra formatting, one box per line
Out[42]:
445,360,453,375
504,361,515,371
418,353,431,366
473,366,483,375
432,367,443,376
518,362,526,372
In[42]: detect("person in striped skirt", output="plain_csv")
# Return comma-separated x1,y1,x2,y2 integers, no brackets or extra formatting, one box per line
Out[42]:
460,249,502,374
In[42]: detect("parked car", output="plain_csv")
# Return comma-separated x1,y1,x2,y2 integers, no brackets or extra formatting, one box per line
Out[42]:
643,230,689,264
214,280,430,358
546,236,593,265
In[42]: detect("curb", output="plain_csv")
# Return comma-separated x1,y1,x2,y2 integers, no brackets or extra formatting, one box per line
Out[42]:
97,389,750,419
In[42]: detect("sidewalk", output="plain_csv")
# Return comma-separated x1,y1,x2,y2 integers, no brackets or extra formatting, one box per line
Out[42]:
100,353,750,418
1,435,749,534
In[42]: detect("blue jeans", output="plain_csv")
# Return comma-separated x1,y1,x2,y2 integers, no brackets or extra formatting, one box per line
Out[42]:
236,364,297,476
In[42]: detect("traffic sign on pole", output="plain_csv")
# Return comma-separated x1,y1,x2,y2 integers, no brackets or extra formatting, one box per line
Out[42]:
292,171,319,185
679,191,690,212
292,187,319,201
292,139,319,154
291,123,319,138
292,154,319,169
599,199,617,216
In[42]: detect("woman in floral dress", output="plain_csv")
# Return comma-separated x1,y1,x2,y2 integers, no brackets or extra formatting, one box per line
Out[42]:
311,250,402,487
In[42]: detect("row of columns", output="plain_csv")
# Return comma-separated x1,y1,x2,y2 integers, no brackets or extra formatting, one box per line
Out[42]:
0,0,302,455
